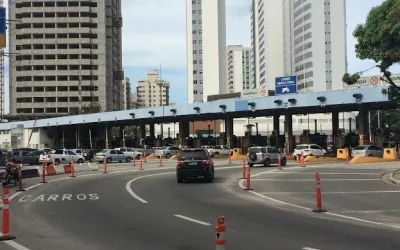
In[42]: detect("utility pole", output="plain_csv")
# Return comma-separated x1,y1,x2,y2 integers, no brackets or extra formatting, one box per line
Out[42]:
0,0,5,122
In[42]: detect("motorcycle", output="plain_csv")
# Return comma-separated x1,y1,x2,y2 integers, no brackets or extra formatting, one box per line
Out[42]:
1,162,19,187
0,172,18,187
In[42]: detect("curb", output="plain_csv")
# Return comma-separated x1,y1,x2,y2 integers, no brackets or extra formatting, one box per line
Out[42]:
389,169,400,185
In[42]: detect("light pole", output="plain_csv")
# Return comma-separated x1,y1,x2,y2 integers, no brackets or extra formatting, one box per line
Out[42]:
157,82,164,145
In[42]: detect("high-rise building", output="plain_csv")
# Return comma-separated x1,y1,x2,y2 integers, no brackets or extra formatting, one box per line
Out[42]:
250,0,284,92
136,70,170,108
131,92,139,109
287,0,347,92
251,0,347,93
227,45,251,93
121,77,131,110
9,0,123,116
186,0,227,103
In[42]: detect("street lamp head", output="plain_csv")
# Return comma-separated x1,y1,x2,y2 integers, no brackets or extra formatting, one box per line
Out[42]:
170,108,177,117
129,112,135,120
219,104,227,114
248,102,256,112
193,106,200,114
148,111,155,118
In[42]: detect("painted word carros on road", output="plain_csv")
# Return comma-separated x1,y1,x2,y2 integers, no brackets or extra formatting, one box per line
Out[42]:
18,194,99,202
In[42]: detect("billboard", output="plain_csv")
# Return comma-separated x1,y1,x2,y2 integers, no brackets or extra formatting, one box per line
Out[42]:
344,75,381,88
0,7,5,48
275,76,297,95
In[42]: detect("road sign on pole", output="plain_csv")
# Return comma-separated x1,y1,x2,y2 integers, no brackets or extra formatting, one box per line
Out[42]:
0,7,6,48
275,76,297,95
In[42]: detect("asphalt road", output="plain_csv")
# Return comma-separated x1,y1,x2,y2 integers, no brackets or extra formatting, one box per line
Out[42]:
1,161,400,249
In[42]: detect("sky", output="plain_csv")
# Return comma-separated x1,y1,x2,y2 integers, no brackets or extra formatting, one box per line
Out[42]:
2,0,396,112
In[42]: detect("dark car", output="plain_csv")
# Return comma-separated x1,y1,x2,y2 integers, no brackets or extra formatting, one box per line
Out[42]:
176,148,214,183
83,149,102,161
10,150,40,165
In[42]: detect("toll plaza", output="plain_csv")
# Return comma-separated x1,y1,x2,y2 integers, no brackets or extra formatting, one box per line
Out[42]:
0,86,395,153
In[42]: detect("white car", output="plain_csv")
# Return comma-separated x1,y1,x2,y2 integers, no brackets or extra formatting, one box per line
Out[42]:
39,151,50,163
293,144,327,159
114,147,142,159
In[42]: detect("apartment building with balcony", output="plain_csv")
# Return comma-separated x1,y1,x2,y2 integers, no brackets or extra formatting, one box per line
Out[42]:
227,45,251,93
8,0,123,115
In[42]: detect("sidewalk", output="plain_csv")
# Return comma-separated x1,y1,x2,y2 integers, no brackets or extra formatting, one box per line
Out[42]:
389,169,400,185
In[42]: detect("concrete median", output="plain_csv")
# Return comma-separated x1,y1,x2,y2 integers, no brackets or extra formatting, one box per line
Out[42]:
37,162,99,177
349,156,396,164
389,169,400,185
304,156,340,163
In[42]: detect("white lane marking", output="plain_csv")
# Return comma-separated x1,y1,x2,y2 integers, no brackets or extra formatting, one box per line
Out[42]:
251,178,381,181
340,209,400,214
0,165,211,250
259,190,400,195
174,214,211,226
125,172,175,203
302,247,320,250
239,171,400,230
0,233,31,250
265,172,380,175
125,165,243,204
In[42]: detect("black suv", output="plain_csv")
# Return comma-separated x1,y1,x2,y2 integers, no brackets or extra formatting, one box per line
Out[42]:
176,148,214,183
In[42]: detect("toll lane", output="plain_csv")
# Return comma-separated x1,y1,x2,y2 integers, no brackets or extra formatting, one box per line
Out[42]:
3,163,400,250
128,166,400,250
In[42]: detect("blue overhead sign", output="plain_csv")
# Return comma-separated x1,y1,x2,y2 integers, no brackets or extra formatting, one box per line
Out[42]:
275,76,297,95
0,8,6,48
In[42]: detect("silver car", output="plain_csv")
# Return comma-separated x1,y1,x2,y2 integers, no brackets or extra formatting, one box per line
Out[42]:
247,146,287,167
95,149,132,163
155,146,181,159
351,145,383,157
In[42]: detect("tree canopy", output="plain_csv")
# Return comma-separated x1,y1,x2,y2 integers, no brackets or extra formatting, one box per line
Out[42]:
343,0,400,99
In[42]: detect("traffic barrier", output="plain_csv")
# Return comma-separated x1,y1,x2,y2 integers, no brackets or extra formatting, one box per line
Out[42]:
132,158,136,167
244,163,253,190
17,166,25,192
241,159,246,179
349,156,394,164
0,186,16,241
383,148,398,160
38,164,57,176
88,162,99,171
312,172,327,213
88,158,99,171
139,158,143,170
159,156,163,167
63,164,72,174
103,156,108,174
336,148,348,160
41,161,47,183
346,151,350,164
70,159,76,178
231,148,246,161
300,152,306,168
304,156,338,163
146,153,158,160
277,154,282,170
215,216,226,250
54,165,65,174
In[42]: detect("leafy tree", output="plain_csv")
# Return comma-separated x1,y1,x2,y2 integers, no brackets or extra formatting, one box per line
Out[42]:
342,0,400,100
